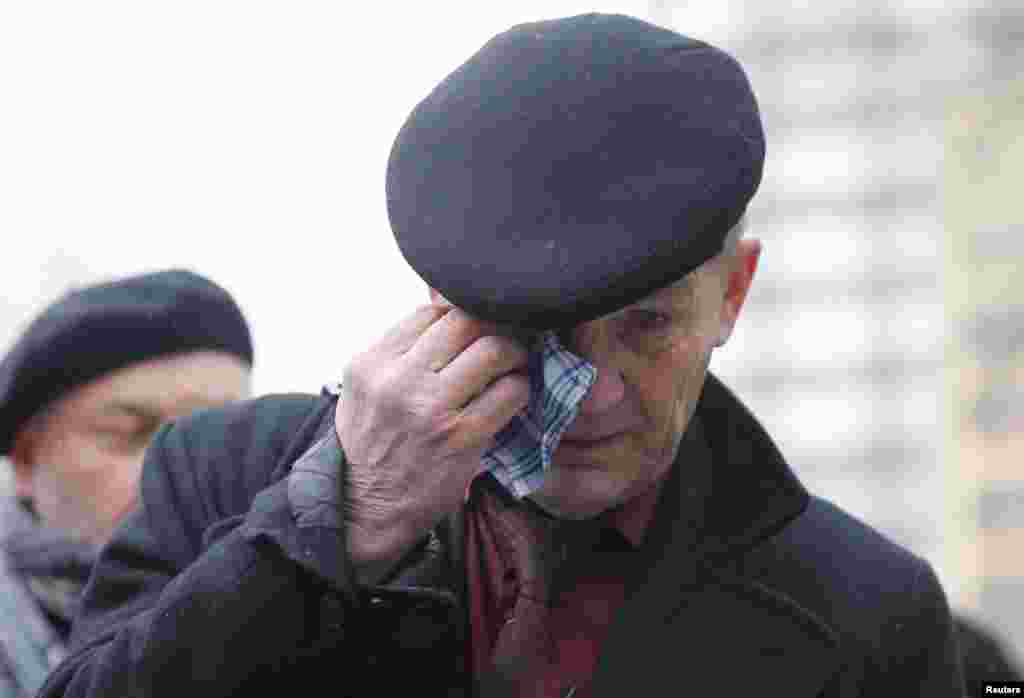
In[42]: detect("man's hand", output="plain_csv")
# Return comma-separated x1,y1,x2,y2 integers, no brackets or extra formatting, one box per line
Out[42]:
335,304,530,584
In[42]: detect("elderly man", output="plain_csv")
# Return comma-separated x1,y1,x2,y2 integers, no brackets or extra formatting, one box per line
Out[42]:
39,14,963,698
0,269,252,698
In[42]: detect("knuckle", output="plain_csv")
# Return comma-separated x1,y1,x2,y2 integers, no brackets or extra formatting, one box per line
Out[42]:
509,373,532,401
471,335,507,364
362,364,405,402
427,413,470,452
497,377,531,413
341,353,371,388
431,412,459,437
449,309,484,337
416,396,451,425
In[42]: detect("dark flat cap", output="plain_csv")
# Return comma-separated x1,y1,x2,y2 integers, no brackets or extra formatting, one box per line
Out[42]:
387,13,764,331
0,269,253,455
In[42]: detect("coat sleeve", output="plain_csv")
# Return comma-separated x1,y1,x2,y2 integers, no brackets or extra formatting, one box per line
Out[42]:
882,558,966,697
37,397,367,698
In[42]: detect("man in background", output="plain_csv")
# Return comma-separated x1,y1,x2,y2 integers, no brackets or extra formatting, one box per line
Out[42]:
0,269,253,698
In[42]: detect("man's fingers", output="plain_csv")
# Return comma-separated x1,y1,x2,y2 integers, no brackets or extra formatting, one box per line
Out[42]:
402,307,489,373
371,304,452,356
454,371,531,449
437,335,530,408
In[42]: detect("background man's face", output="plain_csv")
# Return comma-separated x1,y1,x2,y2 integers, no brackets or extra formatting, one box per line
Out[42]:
12,350,250,545
529,240,760,520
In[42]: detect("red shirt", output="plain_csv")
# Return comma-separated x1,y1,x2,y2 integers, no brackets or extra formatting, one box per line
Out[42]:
464,478,662,697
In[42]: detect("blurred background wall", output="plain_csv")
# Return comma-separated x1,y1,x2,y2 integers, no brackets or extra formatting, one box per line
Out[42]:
649,0,1023,665
1,0,1021,666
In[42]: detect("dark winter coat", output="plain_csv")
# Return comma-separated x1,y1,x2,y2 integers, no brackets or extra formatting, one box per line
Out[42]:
38,375,966,697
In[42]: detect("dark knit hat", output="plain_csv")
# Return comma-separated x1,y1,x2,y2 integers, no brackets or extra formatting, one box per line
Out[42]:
387,13,764,331
0,269,253,455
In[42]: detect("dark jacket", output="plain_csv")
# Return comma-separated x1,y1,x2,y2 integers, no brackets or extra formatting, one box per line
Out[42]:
39,375,965,697
955,614,1023,691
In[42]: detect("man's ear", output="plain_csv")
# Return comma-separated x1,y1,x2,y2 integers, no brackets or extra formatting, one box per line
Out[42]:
8,426,38,501
715,238,761,347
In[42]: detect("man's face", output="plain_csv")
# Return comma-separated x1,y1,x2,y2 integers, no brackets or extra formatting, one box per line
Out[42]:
528,240,760,520
12,350,250,545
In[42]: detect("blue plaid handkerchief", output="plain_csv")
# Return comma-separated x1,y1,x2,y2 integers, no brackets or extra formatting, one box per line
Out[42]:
481,331,597,498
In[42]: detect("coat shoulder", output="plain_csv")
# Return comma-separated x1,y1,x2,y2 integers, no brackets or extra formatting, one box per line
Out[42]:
780,495,926,575
137,392,335,562
171,392,333,485
744,496,954,668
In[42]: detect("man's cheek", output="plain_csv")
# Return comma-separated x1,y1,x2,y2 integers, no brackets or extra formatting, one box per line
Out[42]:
32,466,78,527
603,434,659,479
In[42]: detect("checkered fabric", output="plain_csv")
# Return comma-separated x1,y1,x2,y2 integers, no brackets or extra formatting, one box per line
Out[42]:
482,331,597,498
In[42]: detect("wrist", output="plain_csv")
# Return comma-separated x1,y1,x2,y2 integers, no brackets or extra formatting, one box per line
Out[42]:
345,517,419,586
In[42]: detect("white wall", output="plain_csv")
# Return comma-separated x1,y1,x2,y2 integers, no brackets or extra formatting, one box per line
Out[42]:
0,1,646,397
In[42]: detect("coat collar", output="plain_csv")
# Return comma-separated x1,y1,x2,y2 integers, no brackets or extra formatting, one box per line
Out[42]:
689,372,809,556
590,373,840,696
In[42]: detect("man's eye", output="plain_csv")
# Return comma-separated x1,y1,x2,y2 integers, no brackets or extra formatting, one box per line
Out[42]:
94,422,160,451
623,309,671,332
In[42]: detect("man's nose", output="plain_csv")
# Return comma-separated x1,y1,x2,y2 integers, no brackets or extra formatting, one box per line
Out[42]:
577,361,625,415
560,325,626,415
